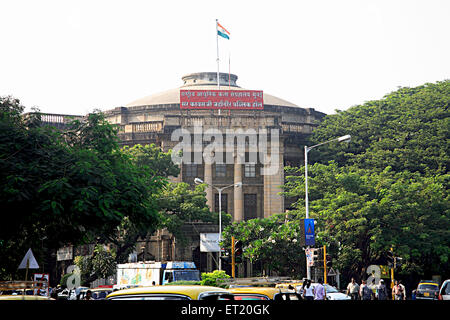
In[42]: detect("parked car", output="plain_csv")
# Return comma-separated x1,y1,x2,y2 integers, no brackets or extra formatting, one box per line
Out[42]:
0,295,54,300
57,288,70,300
90,287,113,300
438,279,450,300
106,285,234,300
305,283,351,300
413,281,440,300
228,287,301,300
68,286,89,300
76,287,113,300
323,284,351,300
275,281,304,292
112,284,141,291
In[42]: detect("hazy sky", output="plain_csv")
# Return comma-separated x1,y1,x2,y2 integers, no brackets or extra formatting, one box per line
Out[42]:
1,0,449,116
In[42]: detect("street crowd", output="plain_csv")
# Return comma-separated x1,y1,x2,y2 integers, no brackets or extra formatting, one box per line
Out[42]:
346,278,406,300
299,278,406,300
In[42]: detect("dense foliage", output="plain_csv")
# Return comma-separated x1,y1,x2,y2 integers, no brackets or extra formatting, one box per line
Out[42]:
200,270,230,288
74,244,116,285
223,81,450,283
157,182,232,246
309,81,449,174
0,96,230,281
0,97,165,279
222,212,306,277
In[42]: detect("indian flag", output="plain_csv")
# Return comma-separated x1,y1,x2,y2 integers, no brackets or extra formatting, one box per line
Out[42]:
217,21,230,40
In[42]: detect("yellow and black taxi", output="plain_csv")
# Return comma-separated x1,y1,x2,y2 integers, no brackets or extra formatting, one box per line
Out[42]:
106,285,234,301
413,281,440,300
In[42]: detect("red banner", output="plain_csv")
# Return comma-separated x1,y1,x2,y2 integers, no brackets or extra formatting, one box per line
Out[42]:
180,90,264,110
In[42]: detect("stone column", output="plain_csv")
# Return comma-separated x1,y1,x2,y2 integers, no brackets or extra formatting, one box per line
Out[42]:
204,162,214,210
263,145,284,218
234,154,244,222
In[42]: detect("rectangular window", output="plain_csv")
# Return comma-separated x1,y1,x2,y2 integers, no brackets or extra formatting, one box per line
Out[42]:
185,164,197,177
215,164,226,177
244,194,257,220
214,193,228,213
244,163,256,177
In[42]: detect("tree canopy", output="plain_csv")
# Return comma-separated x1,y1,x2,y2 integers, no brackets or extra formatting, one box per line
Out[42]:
0,97,166,279
309,81,449,174
223,80,450,283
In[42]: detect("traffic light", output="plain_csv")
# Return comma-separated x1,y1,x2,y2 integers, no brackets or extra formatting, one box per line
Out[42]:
395,257,403,268
234,240,243,264
326,254,332,267
312,248,320,264
221,249,231,263
387,250,394,268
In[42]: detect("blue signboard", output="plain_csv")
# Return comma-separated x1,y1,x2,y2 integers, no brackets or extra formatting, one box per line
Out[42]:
304,219,315,246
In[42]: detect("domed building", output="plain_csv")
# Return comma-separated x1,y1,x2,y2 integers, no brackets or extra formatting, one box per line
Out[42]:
38,71,326,276
103,72,325,222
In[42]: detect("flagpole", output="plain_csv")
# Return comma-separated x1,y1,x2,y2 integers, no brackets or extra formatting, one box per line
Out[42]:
216,19,221,115
228,53,231,90
228,53,231,116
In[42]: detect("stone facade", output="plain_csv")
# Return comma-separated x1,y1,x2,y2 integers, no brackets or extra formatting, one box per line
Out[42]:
103,72,325,223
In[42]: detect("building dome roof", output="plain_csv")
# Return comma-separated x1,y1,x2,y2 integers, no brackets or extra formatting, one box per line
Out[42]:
126,72,298,108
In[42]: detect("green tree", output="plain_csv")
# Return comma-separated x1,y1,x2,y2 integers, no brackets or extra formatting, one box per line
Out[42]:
157,182,232,246
90,245,117,279
309,81,449,175
73,244,116,285
100,144,180,263
0,98,166,279
224,81,450,283
222,212,305,278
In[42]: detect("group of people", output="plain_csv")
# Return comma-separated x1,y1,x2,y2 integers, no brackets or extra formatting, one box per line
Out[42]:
346,278,406,300
300,278,326,300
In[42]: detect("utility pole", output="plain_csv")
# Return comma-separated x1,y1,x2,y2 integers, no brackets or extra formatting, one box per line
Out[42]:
231,236,236,278
390,247,395,300
304,135,351,280
323,245,327,284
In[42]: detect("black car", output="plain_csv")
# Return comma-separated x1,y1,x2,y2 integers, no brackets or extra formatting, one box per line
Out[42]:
413,281,440,300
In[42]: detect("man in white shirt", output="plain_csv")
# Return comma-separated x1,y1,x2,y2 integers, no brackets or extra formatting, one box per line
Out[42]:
346,278,360,300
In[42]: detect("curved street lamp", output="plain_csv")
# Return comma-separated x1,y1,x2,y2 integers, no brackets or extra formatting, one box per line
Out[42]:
194,177,242,271
304,134,350,280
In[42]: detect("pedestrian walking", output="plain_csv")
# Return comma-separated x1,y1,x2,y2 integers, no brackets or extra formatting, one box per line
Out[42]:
346,278,360,300
392,280,406,300
376,279,388,300
314,278,326,300
360,280,372,300
299,281,306,298
369,279,377,300
302,280,315,301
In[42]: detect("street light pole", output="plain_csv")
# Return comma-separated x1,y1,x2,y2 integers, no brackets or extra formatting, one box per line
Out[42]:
304,145,311,280
304,135,350,280
195,178,242,271
218,186,222,270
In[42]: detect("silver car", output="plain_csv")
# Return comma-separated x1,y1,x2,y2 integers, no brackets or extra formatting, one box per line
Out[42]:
439,279,450,300
300,283,351,300
323,284,351,300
